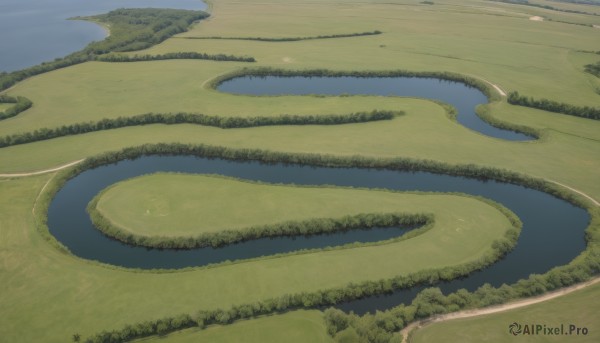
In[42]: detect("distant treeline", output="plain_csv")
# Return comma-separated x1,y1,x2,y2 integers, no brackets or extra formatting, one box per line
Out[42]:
507,91,600,120
584,61,600,77
489,0,600,16
96,51,255,63
0,95,32,120
551,0,600,5
0,8,209,91
32,143,599,343
0,110,399,148
89,195,431,248
182,30,382,42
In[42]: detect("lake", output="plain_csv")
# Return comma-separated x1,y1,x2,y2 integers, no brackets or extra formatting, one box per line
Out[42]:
0,0,206,72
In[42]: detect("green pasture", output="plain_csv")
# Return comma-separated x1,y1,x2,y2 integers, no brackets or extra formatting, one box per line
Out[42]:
94,173,505,238
0,0,599,342
410,281,600,343
142,310,332,343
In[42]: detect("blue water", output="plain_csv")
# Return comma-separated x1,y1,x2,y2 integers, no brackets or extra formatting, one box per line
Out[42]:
0,0,206,72
47,155,589,312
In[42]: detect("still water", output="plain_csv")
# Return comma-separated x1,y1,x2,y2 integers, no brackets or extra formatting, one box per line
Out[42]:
0,0,206,72
48,155,588,311
218,76,533,141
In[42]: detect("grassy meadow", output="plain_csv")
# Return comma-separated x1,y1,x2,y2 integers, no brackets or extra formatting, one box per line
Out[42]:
142,310,333,343
0,0,599,342
94,173,510,238
410,282,600,343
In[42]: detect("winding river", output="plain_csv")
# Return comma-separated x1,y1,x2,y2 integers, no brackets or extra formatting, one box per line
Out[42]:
48,155,588,313
218,75,533,141
46,76,587,313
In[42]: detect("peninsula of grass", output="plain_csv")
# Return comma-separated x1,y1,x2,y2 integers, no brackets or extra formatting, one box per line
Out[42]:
96,51,256,63
87,173,437,249
0,110,399,148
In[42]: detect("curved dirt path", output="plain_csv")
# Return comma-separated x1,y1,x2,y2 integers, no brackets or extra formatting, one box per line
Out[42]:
463,74,507,97
0,159,84,178
479,77,507,97
547,179,600,207
489,82,507,97
401,179,599,342
401,277,600,342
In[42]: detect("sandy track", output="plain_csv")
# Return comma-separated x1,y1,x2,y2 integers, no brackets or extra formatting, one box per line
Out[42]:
401,179,599,341
547,179,600,207
0,159,84,178
401,277,600,342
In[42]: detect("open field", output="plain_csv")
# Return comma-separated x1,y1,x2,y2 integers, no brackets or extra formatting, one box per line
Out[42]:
0,0,599,342
142,310,333,343
410,280,600,342
0,174,513,342
94,173,510,238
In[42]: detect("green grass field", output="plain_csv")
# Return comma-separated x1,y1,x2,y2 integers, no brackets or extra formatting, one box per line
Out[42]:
0,0,599,342
142,310,333,343
410,282,600,343
94,173,510,239
0,174,513,342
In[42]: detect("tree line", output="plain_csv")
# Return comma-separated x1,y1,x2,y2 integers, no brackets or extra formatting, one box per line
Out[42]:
507,91,600,120
95,51,255,63
182,30,382,42
88,197,432,248
584,61,600,77
323,248,600,343
82,220,526,343
0,110,398,148
0,95,32,120
475,104,539,138
33,143,597,343
0,8,209,92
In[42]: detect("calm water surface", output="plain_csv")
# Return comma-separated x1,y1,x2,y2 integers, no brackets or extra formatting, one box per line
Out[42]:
48,155,588,312
0,0,206,72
